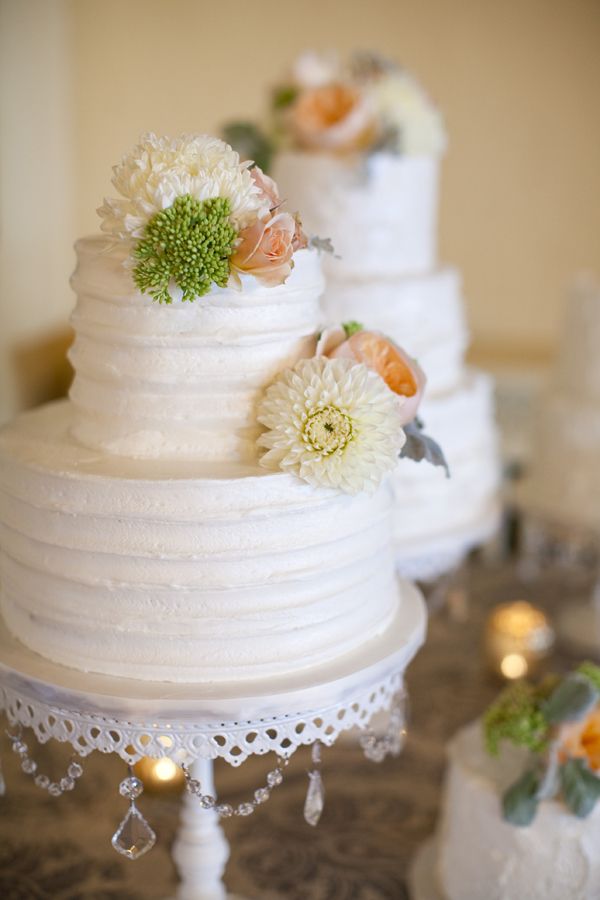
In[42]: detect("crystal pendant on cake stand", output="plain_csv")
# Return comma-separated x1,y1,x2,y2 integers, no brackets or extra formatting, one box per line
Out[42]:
0,582,425,899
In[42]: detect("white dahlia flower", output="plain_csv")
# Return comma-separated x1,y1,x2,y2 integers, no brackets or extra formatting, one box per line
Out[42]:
257,357,406,494
98,132,269,239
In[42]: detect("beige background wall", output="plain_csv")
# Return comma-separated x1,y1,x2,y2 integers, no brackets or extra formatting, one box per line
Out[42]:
1,0,599,419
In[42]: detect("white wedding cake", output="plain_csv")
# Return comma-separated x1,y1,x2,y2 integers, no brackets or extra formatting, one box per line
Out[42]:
522,276,600,535
434,722,600,900
266,53,500,578
0,134,427,684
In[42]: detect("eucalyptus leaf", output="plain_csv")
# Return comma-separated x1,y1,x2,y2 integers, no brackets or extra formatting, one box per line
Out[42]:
502,769,540,827
560,759,600,818
541,674,599,724
400,421,450,477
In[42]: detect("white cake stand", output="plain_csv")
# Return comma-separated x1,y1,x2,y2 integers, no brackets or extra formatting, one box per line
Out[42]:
0,584,425,899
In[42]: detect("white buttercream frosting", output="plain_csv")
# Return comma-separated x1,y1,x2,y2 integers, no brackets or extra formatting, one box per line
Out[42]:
0,402,406,683
272,152,439,278
68,236,323,461
392,372,500,563
437,721,600,900
322,268,467,396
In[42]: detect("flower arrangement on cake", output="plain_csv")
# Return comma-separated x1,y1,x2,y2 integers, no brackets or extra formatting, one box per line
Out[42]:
223,51,446,170
94,133,447,496
484,662,600,825
257,321,448,494
98,133,312,303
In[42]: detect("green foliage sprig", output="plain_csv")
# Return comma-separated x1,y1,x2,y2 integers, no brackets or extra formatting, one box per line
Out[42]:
133,195,236,304
484,681,549,756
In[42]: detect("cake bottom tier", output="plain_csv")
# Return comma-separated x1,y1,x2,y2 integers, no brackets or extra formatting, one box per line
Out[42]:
392,370,501,578
0,401,407,684
520,389,600,534
436,721,600,900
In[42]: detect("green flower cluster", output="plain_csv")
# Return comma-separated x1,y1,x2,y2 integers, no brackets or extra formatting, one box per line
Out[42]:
484,681,549,756
133,195,236,304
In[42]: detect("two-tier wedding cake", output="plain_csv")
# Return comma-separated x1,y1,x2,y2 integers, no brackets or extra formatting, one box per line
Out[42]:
0,134,431,684
234,52,501,579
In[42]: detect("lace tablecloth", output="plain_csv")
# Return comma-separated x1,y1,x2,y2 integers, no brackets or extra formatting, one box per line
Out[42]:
0,559,590,900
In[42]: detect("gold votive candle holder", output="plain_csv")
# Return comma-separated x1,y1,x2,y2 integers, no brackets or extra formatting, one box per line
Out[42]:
485,600,555,680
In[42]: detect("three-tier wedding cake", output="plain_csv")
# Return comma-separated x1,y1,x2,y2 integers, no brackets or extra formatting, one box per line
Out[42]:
0,134,429,684
255,53,501,579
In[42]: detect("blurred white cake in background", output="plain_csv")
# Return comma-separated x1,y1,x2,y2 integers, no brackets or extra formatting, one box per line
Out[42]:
432,721,600,900
271,53,501,578
522,275,600,535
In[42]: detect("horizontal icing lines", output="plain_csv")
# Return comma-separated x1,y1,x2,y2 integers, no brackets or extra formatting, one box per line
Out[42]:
70,295,320,345
1,552,393,637
68,335,315,389
0,510,389,591
0,488,388,559
0,565,397,674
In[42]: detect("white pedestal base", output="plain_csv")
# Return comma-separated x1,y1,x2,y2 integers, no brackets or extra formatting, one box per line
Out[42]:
172,758,243,900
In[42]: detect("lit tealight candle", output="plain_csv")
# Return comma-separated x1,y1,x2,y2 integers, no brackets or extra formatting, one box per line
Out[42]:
134,756,186,793
485,600,554,680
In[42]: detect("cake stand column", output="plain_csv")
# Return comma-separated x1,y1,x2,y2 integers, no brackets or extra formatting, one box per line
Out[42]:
172,758,235,900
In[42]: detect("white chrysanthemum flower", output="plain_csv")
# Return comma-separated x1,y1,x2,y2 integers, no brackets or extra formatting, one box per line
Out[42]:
257,357,406,494
369,73,447,156
98,133,270,239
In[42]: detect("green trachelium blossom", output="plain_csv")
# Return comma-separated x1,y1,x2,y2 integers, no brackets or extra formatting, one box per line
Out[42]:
133,195,236,304
484,681,550,756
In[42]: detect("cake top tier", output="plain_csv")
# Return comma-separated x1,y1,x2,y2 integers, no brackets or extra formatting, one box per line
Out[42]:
97,132,312,303
224,50,446,167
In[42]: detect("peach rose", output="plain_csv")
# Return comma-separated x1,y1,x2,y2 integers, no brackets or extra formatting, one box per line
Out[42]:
289,83,376,153
251,166,281,211
559,705,600,771
317,326,426,425
230,211,296,287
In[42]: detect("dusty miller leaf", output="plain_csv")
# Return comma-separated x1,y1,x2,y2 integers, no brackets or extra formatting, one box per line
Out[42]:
502,769,540,827
400,420,450,477
541,674,599,724
560,759,600,818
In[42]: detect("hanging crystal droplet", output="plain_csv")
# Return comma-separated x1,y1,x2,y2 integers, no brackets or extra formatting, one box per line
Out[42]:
111,804,156,860
304,770,325,827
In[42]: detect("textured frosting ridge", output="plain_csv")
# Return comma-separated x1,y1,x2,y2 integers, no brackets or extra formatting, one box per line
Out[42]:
437,722,600,900
0,403,402,682
68,236,324,461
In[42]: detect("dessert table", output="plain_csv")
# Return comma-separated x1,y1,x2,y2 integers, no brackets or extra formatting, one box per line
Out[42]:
0,556,593,899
